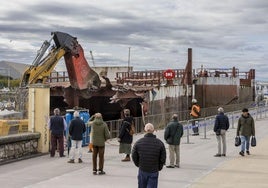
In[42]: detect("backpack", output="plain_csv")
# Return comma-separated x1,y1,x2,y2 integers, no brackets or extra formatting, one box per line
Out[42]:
125,121,135,135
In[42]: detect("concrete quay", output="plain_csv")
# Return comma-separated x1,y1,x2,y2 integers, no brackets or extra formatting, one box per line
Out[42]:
1,118,268,188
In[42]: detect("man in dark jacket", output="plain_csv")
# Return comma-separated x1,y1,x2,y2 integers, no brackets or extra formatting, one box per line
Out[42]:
68,111,86,163
118,109,134,162
213,107,230,157
48,108,67,157
164,114,184,168
132,123,166,188
237,108,255,156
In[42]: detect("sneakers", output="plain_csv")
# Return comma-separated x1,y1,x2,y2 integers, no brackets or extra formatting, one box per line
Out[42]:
221,154,226,157
239,151,245,156
214,154,221,157
166,165,175,168
98,170,106,175
93,170,106,175
175,165,180,168
67,159,75,163
78,158,83,163
121,157,131,162
246,151,250,155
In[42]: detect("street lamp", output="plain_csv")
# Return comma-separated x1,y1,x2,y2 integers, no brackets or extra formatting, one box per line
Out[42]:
8,68,10,88
128,47,131,73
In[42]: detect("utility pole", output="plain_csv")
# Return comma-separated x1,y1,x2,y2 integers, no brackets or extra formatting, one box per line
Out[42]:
8,68,10,88
128,47,131,73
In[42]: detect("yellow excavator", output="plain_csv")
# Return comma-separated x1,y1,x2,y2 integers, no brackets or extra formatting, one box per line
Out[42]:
20,31,101,90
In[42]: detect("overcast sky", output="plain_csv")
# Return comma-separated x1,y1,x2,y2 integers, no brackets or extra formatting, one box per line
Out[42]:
0,0,267,80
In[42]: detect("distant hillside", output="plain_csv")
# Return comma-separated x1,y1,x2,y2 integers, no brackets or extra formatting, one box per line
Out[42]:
0,61,29,79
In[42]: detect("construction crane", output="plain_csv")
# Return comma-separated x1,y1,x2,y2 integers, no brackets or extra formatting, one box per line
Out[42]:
90,50,95,67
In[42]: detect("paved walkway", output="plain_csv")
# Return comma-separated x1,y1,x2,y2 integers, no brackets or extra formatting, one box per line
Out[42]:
0,118,268,188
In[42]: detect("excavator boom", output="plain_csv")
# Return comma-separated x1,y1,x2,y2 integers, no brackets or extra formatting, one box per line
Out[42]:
20,31,101,90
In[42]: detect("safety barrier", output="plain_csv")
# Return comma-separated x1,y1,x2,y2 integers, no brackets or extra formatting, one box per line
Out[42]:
0,119,28,136
106,105,268,144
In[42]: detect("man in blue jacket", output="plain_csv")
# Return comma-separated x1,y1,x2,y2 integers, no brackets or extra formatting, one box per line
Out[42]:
213,107,230,157
68,111,86,163
48,108,67,157
164,114,184,168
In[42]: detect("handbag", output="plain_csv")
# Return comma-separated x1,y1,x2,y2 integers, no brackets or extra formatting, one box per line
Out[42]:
251,136,256,147
235,136,241,147
166,137,173,145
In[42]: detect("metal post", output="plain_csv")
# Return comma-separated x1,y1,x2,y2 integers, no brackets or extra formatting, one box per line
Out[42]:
186,120,190,144
231,112,235,129
203,118,207,139
128,47,131,73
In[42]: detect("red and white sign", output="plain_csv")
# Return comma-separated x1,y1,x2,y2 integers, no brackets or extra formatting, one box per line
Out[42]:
163,69,175,80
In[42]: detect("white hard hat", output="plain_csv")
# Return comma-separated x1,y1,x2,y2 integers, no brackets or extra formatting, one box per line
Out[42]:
192,99,197,103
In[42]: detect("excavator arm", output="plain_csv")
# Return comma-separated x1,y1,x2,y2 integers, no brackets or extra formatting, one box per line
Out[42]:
20,31,101,90
20,47,66,87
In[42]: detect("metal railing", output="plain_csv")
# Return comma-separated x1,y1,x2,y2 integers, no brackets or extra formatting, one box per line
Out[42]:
105,104,268,144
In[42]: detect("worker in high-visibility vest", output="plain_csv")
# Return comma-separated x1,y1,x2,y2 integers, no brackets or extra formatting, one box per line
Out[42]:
190,99,201,135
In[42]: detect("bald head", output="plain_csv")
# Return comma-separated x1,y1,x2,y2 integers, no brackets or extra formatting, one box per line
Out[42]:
144,123,154,133
172,114,178,120
94,113,102,119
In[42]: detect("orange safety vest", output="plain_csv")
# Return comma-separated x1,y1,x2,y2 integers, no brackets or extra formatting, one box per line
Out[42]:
190,104,201,118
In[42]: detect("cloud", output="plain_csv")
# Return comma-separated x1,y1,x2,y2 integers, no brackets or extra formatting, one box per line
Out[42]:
0,0,267,80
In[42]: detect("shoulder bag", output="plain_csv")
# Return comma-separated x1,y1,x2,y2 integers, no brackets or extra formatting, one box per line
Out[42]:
235,136,241,147
251,136,256,147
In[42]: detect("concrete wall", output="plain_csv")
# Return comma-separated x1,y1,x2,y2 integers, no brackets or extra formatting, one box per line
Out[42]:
0,133,40,163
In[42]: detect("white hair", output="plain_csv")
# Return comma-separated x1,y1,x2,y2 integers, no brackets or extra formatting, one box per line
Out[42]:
192,99,197,103
218,107,224,113
144,123,154,132
73,111,80,117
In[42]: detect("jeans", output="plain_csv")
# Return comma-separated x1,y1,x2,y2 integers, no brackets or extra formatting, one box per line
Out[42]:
240,135,250,152
216,130,227,155
168,145,180,166
138,169,159,188
69,140,83,160
191,118,199,134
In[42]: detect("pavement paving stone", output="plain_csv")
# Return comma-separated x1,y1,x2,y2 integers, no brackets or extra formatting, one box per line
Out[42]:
0,118,268,188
